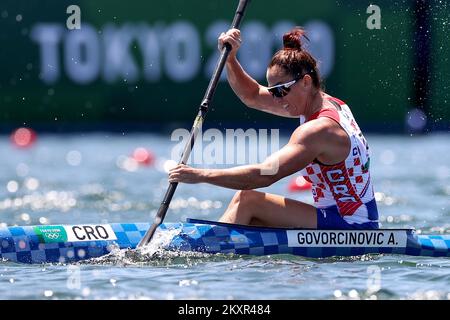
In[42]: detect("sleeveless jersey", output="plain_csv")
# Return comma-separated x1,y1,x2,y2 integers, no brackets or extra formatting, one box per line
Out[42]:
300,96,376,225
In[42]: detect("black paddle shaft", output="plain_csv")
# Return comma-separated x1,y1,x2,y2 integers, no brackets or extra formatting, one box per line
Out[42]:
138,0,251,247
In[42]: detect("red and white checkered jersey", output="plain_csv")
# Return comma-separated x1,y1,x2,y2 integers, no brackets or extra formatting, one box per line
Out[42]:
300,96,375,224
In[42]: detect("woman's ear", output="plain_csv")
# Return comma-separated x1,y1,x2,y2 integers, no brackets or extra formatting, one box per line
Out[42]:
302,74,313,89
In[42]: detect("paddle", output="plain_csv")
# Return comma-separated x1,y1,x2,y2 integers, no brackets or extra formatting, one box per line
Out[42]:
137,0,251,247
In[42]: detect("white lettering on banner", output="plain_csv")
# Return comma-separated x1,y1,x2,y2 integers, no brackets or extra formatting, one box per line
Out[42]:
271,20,296,48
30,20,336,84
240,21,272,80
303,21,334,78
64,25,100,84
205,20,229,81
65,225,117,242
103,24,139,83
136,24,162,82
286,230,408,248
164,21,200,82
205,20,297,81
30,24,63,84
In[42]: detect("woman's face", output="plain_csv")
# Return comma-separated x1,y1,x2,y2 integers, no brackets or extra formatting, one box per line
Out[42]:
266,66,312,117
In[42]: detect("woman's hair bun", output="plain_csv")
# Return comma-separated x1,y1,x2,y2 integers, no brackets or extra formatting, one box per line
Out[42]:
282,27,309,51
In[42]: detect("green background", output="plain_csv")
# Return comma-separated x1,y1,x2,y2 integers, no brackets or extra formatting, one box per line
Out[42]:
0,0,448,132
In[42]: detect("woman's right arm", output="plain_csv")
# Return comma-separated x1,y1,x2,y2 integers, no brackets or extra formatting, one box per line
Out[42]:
219,29,296,118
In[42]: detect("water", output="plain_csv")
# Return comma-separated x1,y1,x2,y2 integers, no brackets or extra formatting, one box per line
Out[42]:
0,132,449,300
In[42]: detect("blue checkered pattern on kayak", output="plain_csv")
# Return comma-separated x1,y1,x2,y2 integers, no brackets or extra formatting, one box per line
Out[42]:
0,223,150,264
0,219,449,264
165,219,450,258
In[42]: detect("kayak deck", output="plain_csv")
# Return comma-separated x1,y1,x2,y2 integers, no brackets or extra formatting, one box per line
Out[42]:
0,218,448,264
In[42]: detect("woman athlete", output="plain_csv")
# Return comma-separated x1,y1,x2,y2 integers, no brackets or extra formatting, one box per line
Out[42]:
168,27,379,230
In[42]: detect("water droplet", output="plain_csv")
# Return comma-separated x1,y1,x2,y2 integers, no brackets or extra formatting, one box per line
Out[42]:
66,150,82,166
44,290,53,297
6,181,19,193
333,290,342,298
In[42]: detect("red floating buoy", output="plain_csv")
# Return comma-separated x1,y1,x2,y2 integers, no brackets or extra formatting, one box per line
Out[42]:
132,147,155,166
288,175,312,192
10,127,37,148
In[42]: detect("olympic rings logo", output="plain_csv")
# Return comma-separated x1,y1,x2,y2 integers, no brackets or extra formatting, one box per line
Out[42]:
44,233,61,239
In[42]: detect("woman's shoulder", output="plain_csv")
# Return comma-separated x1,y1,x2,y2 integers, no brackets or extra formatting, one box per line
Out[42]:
309,107,340,123
322,92,347,106
293,115,338,140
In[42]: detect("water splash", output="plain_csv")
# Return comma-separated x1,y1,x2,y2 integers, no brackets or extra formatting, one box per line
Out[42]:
78,228,233,266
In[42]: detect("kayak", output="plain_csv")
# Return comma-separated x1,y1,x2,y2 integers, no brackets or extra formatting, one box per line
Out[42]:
0,218,448,264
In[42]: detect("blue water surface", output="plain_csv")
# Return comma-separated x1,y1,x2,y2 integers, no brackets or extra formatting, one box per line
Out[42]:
0,132,448,300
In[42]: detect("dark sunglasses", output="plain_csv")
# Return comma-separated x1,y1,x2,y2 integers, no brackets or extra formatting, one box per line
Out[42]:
267,76,303,98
